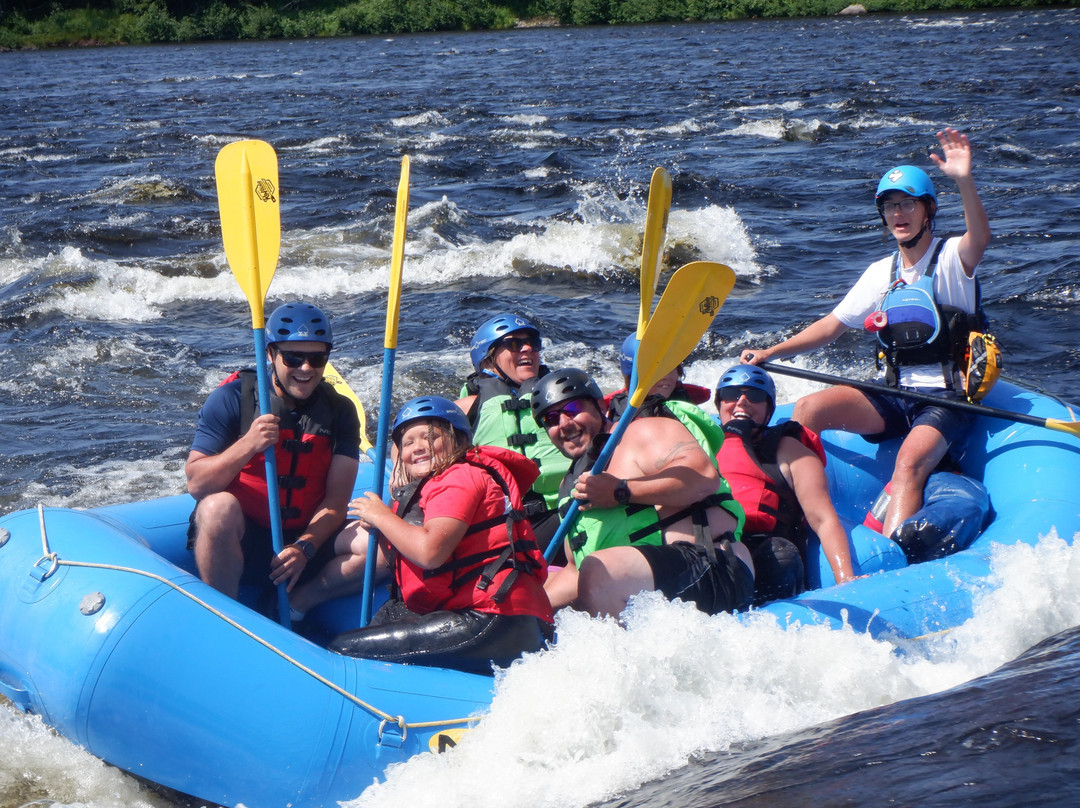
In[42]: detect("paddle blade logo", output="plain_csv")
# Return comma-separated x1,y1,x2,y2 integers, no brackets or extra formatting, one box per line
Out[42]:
255,178,277,203
699,295,721,315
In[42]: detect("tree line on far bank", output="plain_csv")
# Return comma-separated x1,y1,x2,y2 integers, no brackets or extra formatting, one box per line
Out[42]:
0,0,1057,50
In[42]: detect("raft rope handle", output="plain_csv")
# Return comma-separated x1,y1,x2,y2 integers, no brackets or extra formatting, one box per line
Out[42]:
33,507,474,733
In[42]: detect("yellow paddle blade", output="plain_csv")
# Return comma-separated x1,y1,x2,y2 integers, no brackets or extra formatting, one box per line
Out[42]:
631,261,736,410
215,140,281,328
324,361,373,452
1046,418,1080,438
637,167,672,339
384,155,410,349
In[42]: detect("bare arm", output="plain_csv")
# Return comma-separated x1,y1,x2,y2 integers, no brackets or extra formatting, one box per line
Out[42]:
185,413,279,500
576,419,720,509
780,438,856,584
740,313,849,366
348,491,468,570
929,127,990,277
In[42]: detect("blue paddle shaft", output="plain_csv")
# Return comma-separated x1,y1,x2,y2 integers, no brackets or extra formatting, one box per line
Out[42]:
253,328,291,629
360,346,396,626
542,399,639,562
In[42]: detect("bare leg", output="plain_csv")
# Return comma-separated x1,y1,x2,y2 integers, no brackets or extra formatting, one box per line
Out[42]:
882,424,950,537
793,386,885,435
574,546,656,618
290,520,389,616
544,560,580,610
191,492,247,599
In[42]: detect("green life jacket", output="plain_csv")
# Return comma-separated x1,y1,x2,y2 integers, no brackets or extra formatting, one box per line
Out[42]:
462,371,571,507
608,395,726,464
661,399,726,464
558,434,745,568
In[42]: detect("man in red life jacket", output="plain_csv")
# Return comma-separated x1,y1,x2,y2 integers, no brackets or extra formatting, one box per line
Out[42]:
185,302,361,618
715,365,856,604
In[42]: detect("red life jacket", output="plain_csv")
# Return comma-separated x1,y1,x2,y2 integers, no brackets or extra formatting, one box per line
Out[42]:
716,420,826,545
391,445,553,623
222,370,343,531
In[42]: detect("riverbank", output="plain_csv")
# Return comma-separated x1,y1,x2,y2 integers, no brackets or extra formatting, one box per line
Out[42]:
0,0,1064,51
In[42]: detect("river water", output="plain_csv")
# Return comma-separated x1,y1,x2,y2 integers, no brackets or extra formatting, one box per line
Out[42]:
2,8,1080,807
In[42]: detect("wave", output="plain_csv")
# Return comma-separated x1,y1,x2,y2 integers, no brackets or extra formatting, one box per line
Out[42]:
3,180,766,324
346,533,1080,808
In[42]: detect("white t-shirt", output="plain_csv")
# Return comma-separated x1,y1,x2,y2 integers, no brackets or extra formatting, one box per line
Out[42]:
832,236,977,388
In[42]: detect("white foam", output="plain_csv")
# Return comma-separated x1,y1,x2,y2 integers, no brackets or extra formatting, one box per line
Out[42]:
345,533,1080,808
0,707,173,808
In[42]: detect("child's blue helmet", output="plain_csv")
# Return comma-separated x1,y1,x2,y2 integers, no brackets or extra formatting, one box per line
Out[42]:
392,396,472,442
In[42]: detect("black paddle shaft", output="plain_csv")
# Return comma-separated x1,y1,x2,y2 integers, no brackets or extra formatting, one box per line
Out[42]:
760,361,1070,433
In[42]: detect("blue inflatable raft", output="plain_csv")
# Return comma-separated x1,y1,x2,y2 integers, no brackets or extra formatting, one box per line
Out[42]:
1,379,1078,806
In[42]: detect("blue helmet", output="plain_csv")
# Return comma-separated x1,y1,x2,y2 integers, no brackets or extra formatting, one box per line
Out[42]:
619,333,639,377
716,364,776,409
531,368,604,427
875,165,937,210
265,302,333,348
392,396,472,443
469,314,540,371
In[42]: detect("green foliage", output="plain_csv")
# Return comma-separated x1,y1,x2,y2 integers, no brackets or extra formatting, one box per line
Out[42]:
0,0,1069,49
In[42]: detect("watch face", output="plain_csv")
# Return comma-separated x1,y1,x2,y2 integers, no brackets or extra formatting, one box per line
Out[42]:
615,480,631,504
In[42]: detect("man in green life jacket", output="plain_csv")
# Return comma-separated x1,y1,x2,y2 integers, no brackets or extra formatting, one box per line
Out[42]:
455,313,571,559
533,368,754,619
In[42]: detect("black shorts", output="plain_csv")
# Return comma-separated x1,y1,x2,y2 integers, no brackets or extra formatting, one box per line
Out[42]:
186,508,337,588
635,537,754,615
861,386,973,447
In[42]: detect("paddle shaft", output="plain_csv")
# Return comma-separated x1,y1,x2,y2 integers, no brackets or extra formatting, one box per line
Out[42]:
637,167,671,338
360,157,410,626
542,261,736,562
216,141,290,627
252,331,290,625
761,361,1080,436
543,405,635,562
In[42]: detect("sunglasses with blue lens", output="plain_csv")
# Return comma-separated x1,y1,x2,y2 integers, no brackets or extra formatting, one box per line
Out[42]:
540,398,593,428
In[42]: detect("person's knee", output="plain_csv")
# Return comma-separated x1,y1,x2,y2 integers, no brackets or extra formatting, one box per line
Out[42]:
193,492,244,543
575,556,627,618
792,395,824,432
890,451,936,490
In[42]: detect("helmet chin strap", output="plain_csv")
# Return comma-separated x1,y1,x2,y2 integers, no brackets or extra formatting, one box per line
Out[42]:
269,357,311,408
898,218,931,250
483,354,520,390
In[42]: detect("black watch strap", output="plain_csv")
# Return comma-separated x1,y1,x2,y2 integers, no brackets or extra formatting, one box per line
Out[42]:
614,479,631,505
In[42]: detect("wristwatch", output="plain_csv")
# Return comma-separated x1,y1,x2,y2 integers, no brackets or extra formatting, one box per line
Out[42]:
613,479,632,505
292,539,316,560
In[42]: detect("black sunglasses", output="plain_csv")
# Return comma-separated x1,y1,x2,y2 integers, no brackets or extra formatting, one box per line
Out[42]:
497,335,541,353
277,349,330,369
718,386,770,404
540,398,592,428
